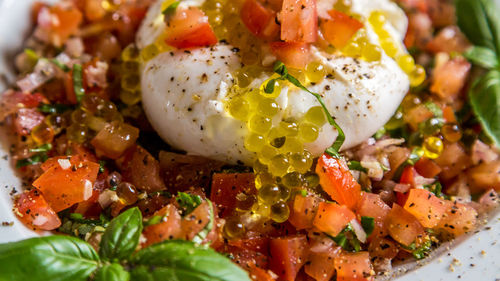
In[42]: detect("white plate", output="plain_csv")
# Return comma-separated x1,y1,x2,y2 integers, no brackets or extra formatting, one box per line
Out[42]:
0,0,499,280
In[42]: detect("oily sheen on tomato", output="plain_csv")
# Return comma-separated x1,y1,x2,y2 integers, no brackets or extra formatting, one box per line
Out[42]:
240,0,279,40
164,6,217,49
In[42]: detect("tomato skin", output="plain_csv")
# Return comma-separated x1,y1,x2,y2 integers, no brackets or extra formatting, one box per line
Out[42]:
436,201,478,237
224,245,269,269
357,192,390,238
280,0,318,43
13,108,45,136
368,237,399,260
165,7,217,49
240,0,280,40
91,121,139,160
248,264,275,281
313,202,356,237
320,10,364,49
430,57,471,100
33,157,100,212
142,204,183,247
270,42,311,69
269,235,309,281
228,235,270,255
316,154,362,210
399,166,417,187
403,189,447,228
288,194,321,230
435,143,471,181
15,189,61,230
120,145,166,192
210,173,256,218
334,252,374,281
304,246,341,281
415,157,442,178
385,204,424,246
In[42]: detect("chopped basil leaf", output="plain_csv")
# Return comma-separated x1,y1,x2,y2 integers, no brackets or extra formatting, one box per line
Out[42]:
326,224,362,252
29,143,52,153
99,160,106,173
144,215,163,227
424,101,443,118
72,64,85,103
268,61,346,157
50,59,70,72
176,192,202,216
162,1,180,17
15,153,48,168
38,103,72,114
412,239,432,260
348,161,368,173
360,216,375,236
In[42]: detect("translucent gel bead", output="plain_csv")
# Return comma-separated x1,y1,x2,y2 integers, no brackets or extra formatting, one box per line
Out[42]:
380,39,399,58
121,105,142,119
251,202,270,218
257,98,279,117
384,110,404,130
121,44,140,62
241,50,259,65
140,44,159,62
304,106,327,127
423,137,444,159
334,0,352,13
266,127,282,143
245,88,265,109
441,123,462,143
269,154,290,177
236,70,252,88
120,90,141,106
277,184,291,201
298,122,319,143
260,79,282,99
305,62,327,84
86,115,107,132
31,122,54,144
122,61,139,73
282,172,303,188
409,65,426,87
270,201,290,223
304,172,320,188
290,151,313,173
258,184,281,204
223,216,246,239
71,109,89,124
343,42,361,57
116,182,138,205
278,121,299,136
255,172,274,189
67,124,88,143
236,194,257,211
45,114,67,135
248,114,272,134
253,159,268,174
258,145,279,164
280,137,303,154
98,101,121,122
288,68,307,85
362,44,382,62
396,54,416,74
228,97,250,121
121,74,141,91
245,133,266,152
369,11,386,29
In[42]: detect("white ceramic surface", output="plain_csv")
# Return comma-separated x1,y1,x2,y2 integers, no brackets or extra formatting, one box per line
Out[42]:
0,0,498,280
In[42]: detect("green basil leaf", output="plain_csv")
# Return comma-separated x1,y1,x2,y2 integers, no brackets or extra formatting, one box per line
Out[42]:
162,1,180,17
347,161,368,173
192,200,214,244
29,143,52,153
176,192,202,215
38,103,72,114
455,0,500,54
130,240,251,281
468,70,500,147
264,78,276,93
72,64,85,103
0,236,99,281
360,216,375,236
99,207,143,261
144,215,163,227
94,263,130,281
465,46,499,69
51,59,71,72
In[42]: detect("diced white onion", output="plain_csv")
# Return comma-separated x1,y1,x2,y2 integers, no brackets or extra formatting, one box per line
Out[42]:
83,180,93,201
32,215,48,226
57,159,71,170
350,219,367,243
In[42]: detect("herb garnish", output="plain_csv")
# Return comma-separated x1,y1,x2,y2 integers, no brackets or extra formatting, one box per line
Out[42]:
15,144,52,168
265,61,346,157
360,216,375,236
72,64,85,103
38,103,72,114
176,191,202,215
0,207,250,281
347,161,368,173
162,1,180,17
455,0,500,148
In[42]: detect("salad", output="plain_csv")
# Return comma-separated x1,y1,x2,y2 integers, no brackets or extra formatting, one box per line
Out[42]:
0,0,499,280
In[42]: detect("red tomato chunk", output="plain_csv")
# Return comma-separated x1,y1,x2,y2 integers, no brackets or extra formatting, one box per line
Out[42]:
14,189,61,230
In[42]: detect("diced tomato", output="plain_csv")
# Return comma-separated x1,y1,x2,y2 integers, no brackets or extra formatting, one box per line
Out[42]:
248,264,275,281
467,161,500,192
228,235,270,255
304,246,341,281
269,235,309,281
385,204,424,246
442,105,457,123
478,189,499,213
436,201,478,237
164,7,217,49
405,12,433,49
386,147,410,180
368,237,399,260
33,158,100,212
270,42,311,69
399,166,417,187
210,173,256,218
334,252,374,281
396,191,409,206
403,189,447,228
430,57,471,100
280,0,317,43
37,3,83,46
315,154,362,210
415,157,442,178
83,0,107,22
142,204,183,247
240,0,279,40
91,121,139,159
119,145,166,192
426,26,470,54
396,0,428,13
357,192,391,237
288,194,321,230
320,10,363,49
14,189,61,230
404,104,433,131
0,91,46,120
435,143,471,181
313,202,356,237
225,246,269,269
13,108,45,136
181,201,212,241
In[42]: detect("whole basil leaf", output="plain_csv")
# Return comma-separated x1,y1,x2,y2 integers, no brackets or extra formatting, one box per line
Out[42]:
0,236,99,281
465,46,499,69
99,207,143,261
130,240,251,281
469,70,500,147
94,263,130,281
455,0,500,54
